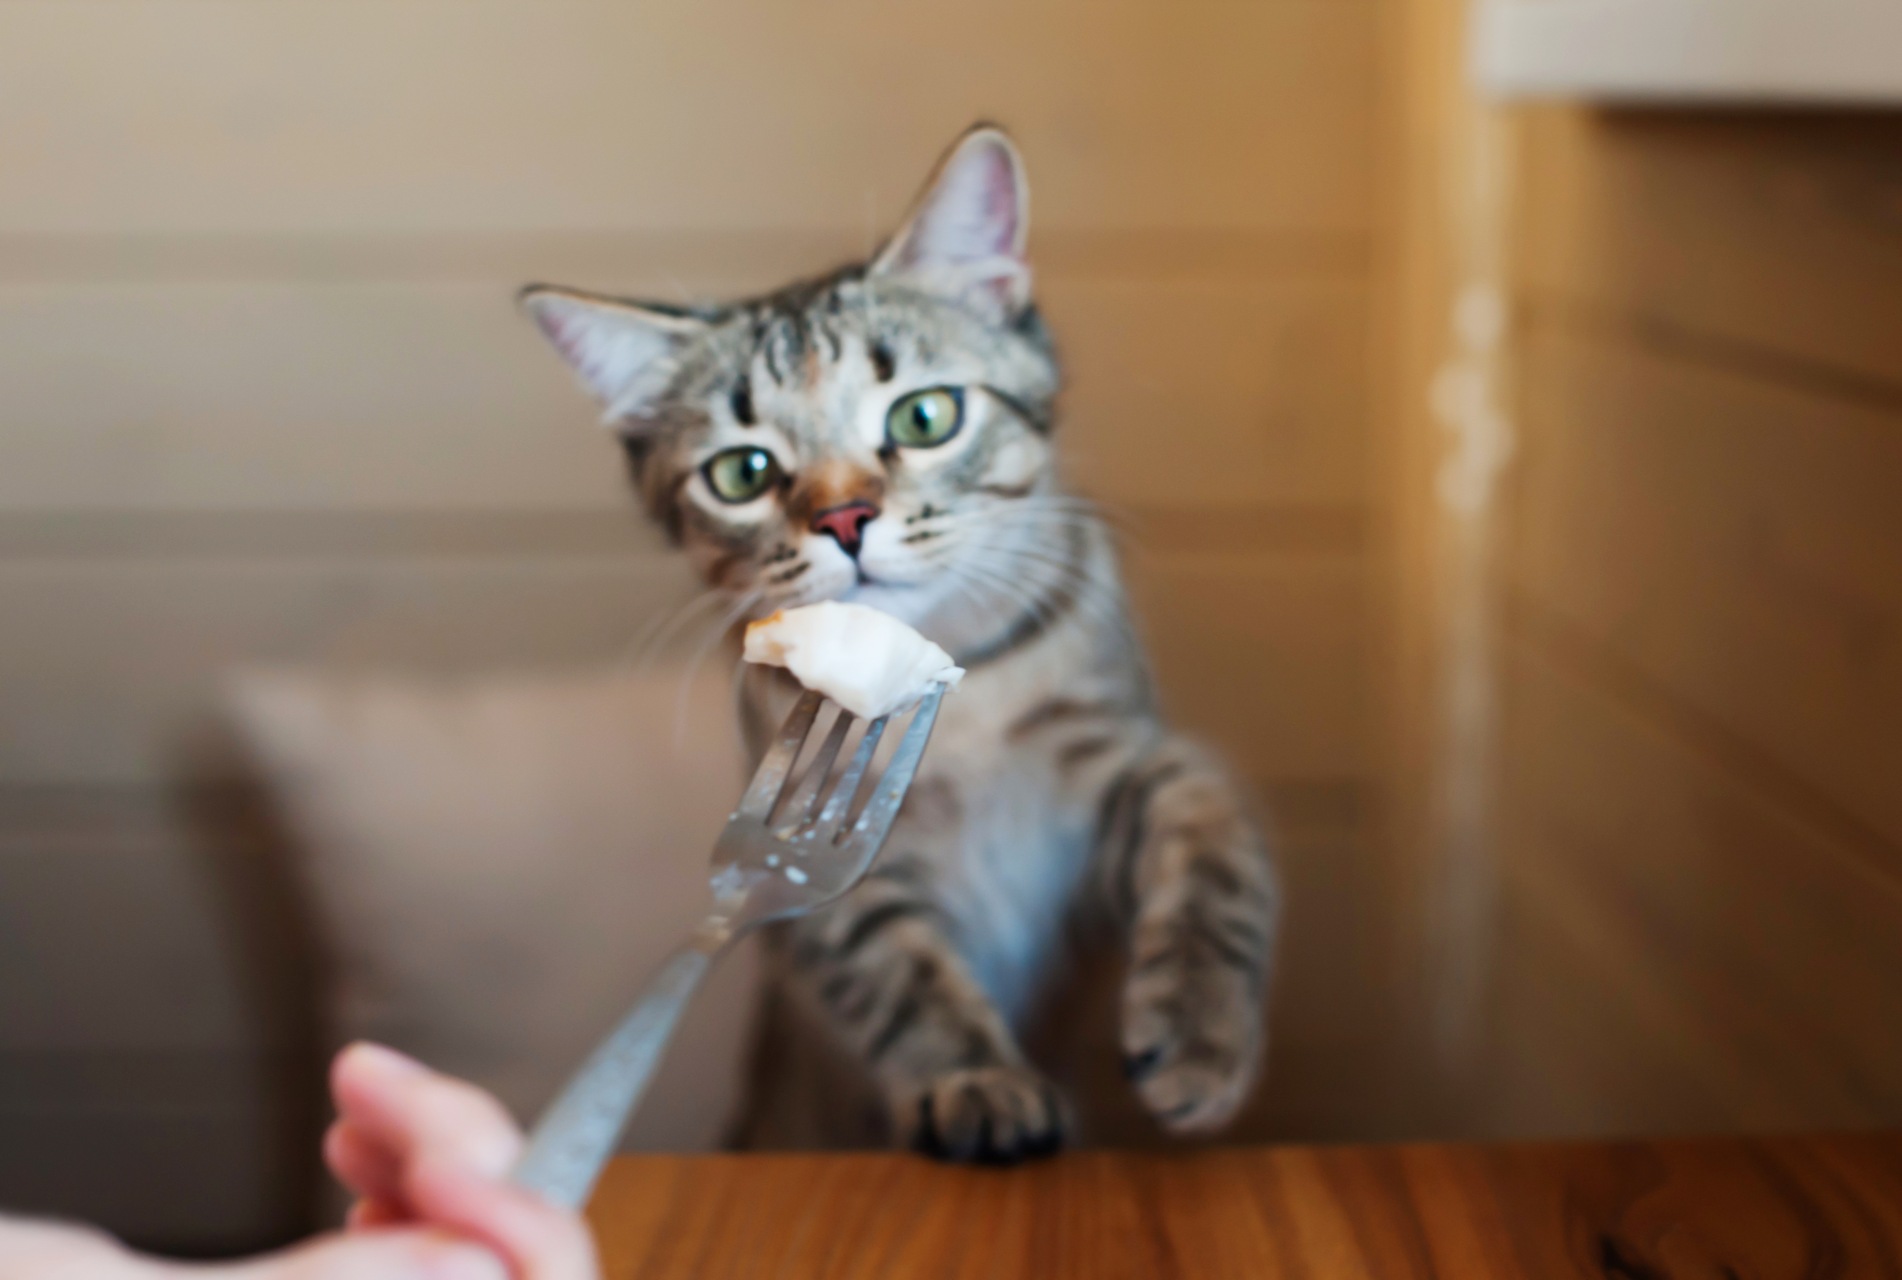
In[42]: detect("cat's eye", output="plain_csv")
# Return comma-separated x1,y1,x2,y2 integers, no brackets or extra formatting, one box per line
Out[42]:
702,446,782,504
885,387,965,450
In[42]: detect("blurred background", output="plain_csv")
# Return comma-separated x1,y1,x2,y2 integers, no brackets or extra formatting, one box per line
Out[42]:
1,0,1899,1258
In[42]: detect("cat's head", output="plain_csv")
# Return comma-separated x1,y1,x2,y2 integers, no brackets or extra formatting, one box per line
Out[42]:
521,126,1065,638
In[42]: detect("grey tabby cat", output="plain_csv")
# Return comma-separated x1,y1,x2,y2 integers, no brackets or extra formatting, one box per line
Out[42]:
522,126,1279,1161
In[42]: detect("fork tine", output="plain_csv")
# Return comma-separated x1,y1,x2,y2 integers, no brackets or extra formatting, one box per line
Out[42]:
775,707,854,831
841,686,945,849
812,713,888,837
736,690,824,820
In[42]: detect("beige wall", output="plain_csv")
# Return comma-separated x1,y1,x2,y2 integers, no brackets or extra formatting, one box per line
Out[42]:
23,0,1887,1248
1467,109,1902,1136
0,0,1392,1251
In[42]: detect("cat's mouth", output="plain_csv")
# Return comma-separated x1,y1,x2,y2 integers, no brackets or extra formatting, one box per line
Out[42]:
851,566,922,592
838,573,927,613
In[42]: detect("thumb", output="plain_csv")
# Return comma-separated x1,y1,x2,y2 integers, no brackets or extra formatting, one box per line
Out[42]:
218,1228,510,1280
403,1159,601,1280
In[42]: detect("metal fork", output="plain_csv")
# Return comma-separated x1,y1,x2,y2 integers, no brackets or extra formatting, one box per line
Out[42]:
509,685,946,1209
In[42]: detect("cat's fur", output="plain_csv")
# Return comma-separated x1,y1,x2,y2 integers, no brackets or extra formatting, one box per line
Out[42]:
522,126,1279,1161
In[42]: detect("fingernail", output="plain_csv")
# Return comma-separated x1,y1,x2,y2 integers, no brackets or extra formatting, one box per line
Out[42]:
419,1240,510,1280
345,1041,429,1081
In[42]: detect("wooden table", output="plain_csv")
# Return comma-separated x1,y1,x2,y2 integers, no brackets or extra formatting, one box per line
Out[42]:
588,1135,1902,1278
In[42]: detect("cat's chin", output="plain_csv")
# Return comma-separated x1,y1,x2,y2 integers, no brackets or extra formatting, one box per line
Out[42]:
835,578,934,626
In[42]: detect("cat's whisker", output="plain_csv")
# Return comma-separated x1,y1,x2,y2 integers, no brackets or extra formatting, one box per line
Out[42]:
957,514,1120,555
962,544,1140,647
937,560,1034,641
670,588,763,748
728,650,753,732
998,500,1135,548
952,556,1079,637
621,587,732,676
999,493,1118,520
974,567,1128,648
926,515,1130,635
1006,515,1133,553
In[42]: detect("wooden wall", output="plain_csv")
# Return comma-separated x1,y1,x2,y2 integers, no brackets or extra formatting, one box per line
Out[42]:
18,0,1891,1245
0,0,1391,1250
1472,108,1902,1137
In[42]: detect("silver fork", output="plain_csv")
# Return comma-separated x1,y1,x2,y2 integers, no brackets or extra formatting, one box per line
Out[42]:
509,685,946,1209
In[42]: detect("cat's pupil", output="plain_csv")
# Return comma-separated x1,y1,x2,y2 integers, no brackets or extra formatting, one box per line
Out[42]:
706,445,778,502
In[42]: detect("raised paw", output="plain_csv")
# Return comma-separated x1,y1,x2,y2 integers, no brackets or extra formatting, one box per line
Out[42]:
906,1066,1068,1165
1121,948,1265,1134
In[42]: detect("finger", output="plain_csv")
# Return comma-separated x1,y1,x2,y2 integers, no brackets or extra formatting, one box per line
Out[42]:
0,1216,167,1280
405,1159,601,1280
324,1120,404,1207
222,1228,509,1280
346,1197,410,1231
331,1043,523,1179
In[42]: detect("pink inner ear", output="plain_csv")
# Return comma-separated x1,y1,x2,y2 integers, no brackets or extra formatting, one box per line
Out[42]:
903,139,1023,269
966,145,1020,254
530,298,632,398
532,304,574,354
537,309,596,378
536,303,622,389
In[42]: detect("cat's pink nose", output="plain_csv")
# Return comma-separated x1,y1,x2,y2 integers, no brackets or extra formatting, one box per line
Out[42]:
810,500,878,557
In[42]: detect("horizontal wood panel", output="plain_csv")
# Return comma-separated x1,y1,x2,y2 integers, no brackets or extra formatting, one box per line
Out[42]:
1484,631,1902,1136
0,279,634,511
1127,550,1366,781
0,274,1367,512
1515,108,1902,390
0,555,695,783
0,0,1377,236
0,1051,305,1252
1509,326,1902,861
0,548,1363,785
1242,826,1413,1142
0,510,661,560
0,228,1372,289
1050,280,1370,508
0,506,1361,562
0,791,274,1054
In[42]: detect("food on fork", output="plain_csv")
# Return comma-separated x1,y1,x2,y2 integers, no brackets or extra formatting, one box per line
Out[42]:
743,602,963,719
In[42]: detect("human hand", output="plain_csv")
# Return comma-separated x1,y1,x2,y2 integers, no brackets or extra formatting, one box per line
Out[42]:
322,1042,601,1280
0,1044,599,1280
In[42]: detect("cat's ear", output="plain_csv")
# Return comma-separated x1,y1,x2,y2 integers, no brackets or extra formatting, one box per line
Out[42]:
872,125,1031,320
519,285,707,426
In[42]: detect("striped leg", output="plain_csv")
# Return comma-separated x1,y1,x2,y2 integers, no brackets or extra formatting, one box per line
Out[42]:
784,852,1066,1163
1098,739,1280,1133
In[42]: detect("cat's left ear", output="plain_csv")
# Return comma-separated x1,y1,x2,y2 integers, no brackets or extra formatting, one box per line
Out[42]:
519,285,708,428
872,125,1031,321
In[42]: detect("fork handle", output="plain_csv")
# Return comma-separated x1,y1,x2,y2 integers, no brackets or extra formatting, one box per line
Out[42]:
511,941,717,1209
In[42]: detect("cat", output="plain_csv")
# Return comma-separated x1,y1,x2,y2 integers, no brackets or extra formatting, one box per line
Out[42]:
521,125,1279,1162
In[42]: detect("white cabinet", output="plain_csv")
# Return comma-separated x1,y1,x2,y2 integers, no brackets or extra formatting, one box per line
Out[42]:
1473,0,1902,103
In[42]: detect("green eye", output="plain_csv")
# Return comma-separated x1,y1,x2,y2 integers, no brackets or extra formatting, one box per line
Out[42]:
702,446,782,504
885,387,965,450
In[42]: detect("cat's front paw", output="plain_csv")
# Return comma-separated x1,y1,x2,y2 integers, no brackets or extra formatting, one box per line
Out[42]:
1121,952,1264,1134
905,1066,1068,1165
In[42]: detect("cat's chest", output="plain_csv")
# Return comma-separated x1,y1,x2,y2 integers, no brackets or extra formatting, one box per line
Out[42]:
906,672,1100,855
742,650,1128,1003
896,687,1101,1011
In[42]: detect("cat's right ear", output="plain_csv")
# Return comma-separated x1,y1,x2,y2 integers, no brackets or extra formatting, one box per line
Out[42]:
872,125,1032,321
519,285,707,427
